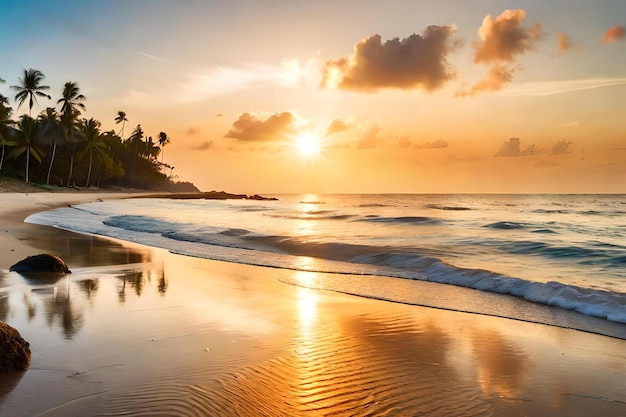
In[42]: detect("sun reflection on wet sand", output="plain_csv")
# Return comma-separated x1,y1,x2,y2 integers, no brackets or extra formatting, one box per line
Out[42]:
1,230,626,416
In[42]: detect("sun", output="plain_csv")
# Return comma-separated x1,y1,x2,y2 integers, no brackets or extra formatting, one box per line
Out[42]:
294,132,322,158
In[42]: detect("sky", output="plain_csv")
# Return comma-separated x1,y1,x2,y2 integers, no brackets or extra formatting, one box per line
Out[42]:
1,0,625,194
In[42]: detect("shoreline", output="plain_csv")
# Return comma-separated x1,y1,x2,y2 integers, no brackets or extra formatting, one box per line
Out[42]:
1,192,626,416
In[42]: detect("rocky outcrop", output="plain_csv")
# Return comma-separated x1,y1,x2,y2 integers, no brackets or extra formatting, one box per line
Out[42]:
9,254,71,274
143,191,278,201
0,322,31,372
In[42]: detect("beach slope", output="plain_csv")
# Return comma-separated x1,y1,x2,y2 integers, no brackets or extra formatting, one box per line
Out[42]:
0,192,625,416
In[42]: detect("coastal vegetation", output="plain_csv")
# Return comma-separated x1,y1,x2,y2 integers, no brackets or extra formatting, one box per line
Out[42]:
0,69,196,192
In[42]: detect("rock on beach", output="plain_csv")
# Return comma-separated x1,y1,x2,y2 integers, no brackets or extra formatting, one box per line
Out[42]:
0,322,31,372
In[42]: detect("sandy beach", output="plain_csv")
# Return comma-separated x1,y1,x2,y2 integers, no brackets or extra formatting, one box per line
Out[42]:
1,192,626,416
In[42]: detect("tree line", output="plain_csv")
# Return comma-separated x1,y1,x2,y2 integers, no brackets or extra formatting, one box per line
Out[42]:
0,68,196,191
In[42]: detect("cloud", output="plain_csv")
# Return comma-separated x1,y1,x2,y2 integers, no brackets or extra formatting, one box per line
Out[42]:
415,139,449,149
191,141,214,151
497,77,626,96
534,160,559,169
456,64,517,96
325,118,354,135
357,125,382,148
136,51,174,64
225,112,297,142
397,136,412,148
186,126,199,136
554,32,572,56
462,9,543,96
474,9,543,64
603,25,625,43
321,25,460,92
494,137,537,157
552,140,573,155
176,58,316,103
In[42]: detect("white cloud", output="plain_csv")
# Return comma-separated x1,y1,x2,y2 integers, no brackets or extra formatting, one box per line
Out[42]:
499,77,626,96
175,58,317,103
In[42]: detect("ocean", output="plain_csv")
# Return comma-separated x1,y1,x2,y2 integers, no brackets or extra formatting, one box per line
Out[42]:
26,193,626,335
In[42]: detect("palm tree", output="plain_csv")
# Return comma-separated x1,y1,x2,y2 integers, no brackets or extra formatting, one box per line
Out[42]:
78,118,107,187
126,124,144,184
115,111,128,138
157,131,170,163
11,69,51,116
38,108,65,185
63,108,83,187
58,81,86,118
9,115,43,183
57,81,86,187
0,102,16,172
145,136,160,161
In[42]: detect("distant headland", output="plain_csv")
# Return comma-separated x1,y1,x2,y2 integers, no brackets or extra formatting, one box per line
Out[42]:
144,190,278,201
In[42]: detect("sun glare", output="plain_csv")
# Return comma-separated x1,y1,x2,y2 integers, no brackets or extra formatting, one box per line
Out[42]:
295,132,322,158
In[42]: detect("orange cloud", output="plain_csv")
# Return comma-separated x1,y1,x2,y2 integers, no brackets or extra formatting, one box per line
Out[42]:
325,118,354,135
321,26,460,92
495,137,537,157
456,64,517,96
474,9,543,63
462,9,543,97
555,32,571,56
603,25,625,43
191,141,214,151
356,125,382,148
225,112,297,142
186,126,200,136
415,139,449,149
552,140,573,155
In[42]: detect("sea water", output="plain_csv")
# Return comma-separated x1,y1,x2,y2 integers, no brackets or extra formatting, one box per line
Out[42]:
25,194,626,329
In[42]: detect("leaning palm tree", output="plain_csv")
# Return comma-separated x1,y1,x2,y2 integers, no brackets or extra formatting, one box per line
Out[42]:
157,131,170,163
78,118,107,188
9,115,43,183
115,111,128,138
11,69,51,116
38,108,65,185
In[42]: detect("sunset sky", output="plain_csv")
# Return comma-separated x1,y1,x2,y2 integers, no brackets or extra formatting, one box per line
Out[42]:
1,0,625,193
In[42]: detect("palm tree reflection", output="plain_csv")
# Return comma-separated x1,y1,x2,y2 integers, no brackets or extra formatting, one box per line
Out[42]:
43,277,83,339
117,266,168,303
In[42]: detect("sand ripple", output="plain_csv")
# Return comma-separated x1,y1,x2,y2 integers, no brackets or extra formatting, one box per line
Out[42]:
100,313,492,416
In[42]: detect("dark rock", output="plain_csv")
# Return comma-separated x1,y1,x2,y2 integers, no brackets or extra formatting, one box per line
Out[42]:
0,322,31,372
9,254,71,274
248,194,278,201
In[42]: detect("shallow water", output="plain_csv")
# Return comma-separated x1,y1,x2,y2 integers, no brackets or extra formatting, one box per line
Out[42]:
25,194,626,330
1,227,626,416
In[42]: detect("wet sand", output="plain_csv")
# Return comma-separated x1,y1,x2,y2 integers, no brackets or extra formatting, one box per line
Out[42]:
1,193,626,416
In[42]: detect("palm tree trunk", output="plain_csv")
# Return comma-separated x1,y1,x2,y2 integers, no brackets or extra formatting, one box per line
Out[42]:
0,145,5,172
86,149,93,188
25,149,30,183
46,142,57,185
67,154,74,187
